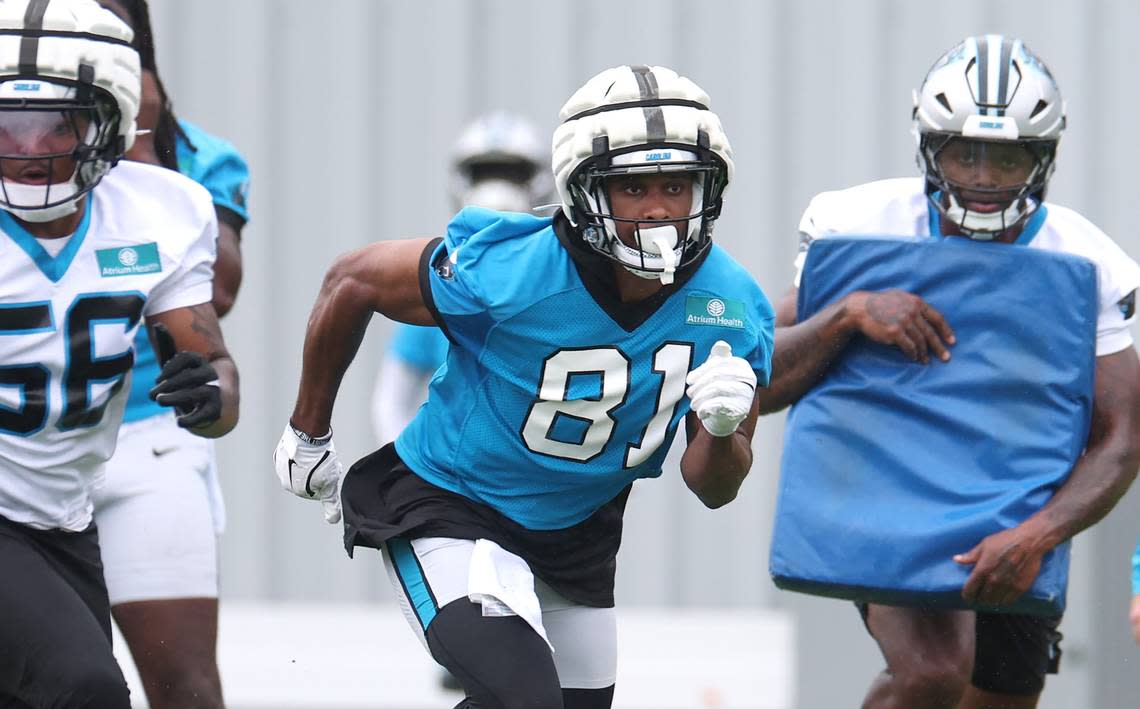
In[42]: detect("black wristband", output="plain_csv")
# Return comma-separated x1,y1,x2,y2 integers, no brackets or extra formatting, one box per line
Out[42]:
290,423,332,446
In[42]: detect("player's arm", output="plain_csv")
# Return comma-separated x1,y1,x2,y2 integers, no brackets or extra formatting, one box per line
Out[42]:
957,347,1140,605
211,218,243,317
290,238,437,438
276,238,436,523
678,341,760,508
755,286,955,414
145,302,239,438
680,391,760,508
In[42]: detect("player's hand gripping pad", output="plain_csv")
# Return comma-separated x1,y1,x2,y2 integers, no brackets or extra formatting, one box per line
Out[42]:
769,236,1097,615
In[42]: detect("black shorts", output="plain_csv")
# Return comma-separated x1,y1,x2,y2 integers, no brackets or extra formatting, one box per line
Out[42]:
0,515,130,708
341,442,630,608
857,602,1062,696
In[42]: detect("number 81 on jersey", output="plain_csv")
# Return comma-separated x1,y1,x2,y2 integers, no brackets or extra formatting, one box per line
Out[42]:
520,343,692,467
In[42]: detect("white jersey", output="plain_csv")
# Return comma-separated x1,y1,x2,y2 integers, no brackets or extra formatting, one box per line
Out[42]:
795,177,1140,356
0,161,216,531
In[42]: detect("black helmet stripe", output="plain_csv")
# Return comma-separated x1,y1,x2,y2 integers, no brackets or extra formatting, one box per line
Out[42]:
18,0,50,74
630,65,666,142
995,36,1014,116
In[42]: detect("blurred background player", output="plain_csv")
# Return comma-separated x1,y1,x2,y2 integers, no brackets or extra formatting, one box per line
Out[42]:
0,0,240,706
276,65,773,708
372,111,549,444
1132,538,1140,645
758,35,1140,708
90,1,250,707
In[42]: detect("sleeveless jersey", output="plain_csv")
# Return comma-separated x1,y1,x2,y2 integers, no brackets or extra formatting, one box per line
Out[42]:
0,161,217,530
795,177,1140,355
124,119,250,423
396,207,774,530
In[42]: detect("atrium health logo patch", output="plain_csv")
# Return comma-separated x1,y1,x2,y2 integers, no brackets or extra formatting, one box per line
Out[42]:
97,243,162,277
685,295,745,329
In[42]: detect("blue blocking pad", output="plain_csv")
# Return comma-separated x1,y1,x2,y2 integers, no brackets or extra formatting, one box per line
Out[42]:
769,236,1098,616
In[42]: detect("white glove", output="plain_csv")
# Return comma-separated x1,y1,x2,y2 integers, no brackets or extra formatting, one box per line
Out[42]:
685,341,757,437
273,423,344,524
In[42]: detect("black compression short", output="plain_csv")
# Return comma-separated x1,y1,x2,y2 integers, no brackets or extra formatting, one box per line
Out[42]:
0,515,130,708
342,442,630,608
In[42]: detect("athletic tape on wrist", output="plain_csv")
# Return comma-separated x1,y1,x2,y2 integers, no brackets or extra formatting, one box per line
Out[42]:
290,423,332,446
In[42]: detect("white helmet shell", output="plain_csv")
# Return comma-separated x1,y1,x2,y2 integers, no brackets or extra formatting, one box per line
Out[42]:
914,35,1065,142
913,35,1065,237
552,65,733,279
554,65,733,222
0,0,140,152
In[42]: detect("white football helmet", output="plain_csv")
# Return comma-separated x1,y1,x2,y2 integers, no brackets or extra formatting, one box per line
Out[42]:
553,65,733,283
450,112,551,213
0,0,140,221
914,35,1065,238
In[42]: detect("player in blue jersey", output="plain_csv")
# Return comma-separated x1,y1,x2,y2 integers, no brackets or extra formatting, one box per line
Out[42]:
372,112,549,444
90,1,249,707
276,65,774,708
758,37,1140,708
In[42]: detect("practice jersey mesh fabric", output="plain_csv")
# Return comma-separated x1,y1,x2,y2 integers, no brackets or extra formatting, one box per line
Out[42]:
124,120,250,423
395,207,774,530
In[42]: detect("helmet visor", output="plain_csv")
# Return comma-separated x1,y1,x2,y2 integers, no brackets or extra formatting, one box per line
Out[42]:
0,109,90,159
934,138,1038,192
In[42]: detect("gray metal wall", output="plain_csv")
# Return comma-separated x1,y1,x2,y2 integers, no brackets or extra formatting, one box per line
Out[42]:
146,1,1140,706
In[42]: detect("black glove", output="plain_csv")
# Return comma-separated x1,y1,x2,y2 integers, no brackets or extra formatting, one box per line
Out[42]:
148,323,222,429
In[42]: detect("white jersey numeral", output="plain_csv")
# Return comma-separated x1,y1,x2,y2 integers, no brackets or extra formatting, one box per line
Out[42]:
520,344,693,465
625,342,693,467
521,348,630,462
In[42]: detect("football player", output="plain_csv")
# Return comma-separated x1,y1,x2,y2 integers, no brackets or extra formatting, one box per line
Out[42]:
90,1,250,707
758,36,1140,708
1131,538,1140,645
372,111,548,445
0,1,239,707
277,65,773,708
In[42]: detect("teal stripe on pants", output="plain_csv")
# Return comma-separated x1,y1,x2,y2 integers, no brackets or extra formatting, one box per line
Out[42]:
387,538,438,630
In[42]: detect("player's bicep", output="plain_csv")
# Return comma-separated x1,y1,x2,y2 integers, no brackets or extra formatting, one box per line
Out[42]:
328,238,437,326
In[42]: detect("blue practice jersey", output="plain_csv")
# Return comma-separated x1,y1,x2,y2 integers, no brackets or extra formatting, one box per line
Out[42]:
395,207,774,530
389,323,449,373
124,120,251,423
